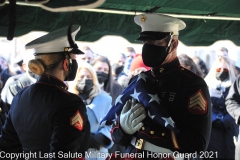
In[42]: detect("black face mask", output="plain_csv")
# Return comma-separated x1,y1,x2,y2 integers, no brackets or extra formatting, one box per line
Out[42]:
142,43,169,68
96,71,108,84
77,79,93,101
77,79,94,93
79,89,93,101
65,59,78,81
112,63,124,75
216,68,229,82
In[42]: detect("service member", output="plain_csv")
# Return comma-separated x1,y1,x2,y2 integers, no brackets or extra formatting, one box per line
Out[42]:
102,14,212,160
0,25,90,159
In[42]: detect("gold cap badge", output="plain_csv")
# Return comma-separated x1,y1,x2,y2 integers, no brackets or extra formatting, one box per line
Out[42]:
64,47,69,52
141,15,147,22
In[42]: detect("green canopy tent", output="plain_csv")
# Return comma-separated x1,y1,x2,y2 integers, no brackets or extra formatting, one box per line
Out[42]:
0,0,240,46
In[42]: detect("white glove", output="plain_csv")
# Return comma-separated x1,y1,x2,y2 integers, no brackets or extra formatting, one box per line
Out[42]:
120,99,147,135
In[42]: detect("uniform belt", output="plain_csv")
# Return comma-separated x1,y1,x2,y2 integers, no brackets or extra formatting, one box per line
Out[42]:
131,137,173,154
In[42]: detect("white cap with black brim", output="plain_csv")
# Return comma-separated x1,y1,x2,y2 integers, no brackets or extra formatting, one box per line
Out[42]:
134,13,186,41
25,25,84,56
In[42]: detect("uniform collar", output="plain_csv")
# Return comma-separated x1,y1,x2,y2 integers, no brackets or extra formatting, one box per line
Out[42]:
37,74,68,90
151,58,180,77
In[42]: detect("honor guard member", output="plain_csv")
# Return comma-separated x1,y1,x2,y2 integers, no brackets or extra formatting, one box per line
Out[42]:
0,25,90,159
102,14,211,160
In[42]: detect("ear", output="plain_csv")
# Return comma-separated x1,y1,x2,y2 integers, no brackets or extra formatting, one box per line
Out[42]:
63,59,68,71
172,39,178,49
170,39,178,53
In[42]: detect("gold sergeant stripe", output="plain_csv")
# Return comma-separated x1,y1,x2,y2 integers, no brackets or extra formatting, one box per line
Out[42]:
171,131,180,149
189,91,206,110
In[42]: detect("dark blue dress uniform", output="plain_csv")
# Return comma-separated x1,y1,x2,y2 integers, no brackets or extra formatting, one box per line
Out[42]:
110,58,211,155
0,74,90,158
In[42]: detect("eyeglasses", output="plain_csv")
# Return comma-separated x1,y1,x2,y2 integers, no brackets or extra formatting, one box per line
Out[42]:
216,68,229,72
142,35,173,47
82,57,92,61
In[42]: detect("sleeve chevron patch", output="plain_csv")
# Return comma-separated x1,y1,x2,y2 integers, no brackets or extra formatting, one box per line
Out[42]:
188,90,207,115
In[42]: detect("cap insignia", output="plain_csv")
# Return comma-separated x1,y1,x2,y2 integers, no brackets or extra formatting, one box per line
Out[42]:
141,15,147,22
64,47,69,52
159,67,164,73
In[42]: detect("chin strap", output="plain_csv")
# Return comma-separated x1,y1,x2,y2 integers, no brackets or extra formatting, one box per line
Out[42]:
165,32,174,54
65,53,72,74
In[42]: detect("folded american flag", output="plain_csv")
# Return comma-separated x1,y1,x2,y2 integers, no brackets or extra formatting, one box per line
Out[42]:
101,72,178,132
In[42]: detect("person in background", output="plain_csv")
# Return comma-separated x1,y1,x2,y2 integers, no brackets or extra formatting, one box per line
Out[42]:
192,56,209,78
178,53,205,78
116,74,130,89
91,55,123,104
77,46,95,64
117,54,150,89
0,25,90,158
111,53,127,81
1,48,38,106
68,62,113,160
0,75,8,132
204,51,238,160
226,75,240,160
101,13,211,160
0,56,8,73
0,56,23,92
0,98,8,132
123,47,136,76
217,47,240,75
112,63,124,81
91,55,125,154
117,53,126,66
129,53,150,77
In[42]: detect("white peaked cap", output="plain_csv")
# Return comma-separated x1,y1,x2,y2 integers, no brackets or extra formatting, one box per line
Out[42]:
134,14,186,36
25,25,82,54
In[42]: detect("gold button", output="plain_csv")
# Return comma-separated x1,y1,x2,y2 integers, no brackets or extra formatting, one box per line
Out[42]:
181,68,184,70
150,131,154,134
142,127,145,130
162,132,165,136
159,67,164,73
0,107,2,113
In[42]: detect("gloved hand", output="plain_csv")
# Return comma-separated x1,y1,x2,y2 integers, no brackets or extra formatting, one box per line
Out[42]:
120,99,146,135
88,133,110,150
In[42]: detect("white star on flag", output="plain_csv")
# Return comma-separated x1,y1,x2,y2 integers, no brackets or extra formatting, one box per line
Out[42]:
111,113,118,123
130,89,141,102
100,120,107,127
101,71,178,132
148,94,161,104
162,117,175,128
137,73,148,82
115,94,124,106
148,110,155,119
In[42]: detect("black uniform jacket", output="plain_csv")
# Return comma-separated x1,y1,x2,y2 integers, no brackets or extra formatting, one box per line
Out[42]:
0,74,90,158
111,58,211,153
